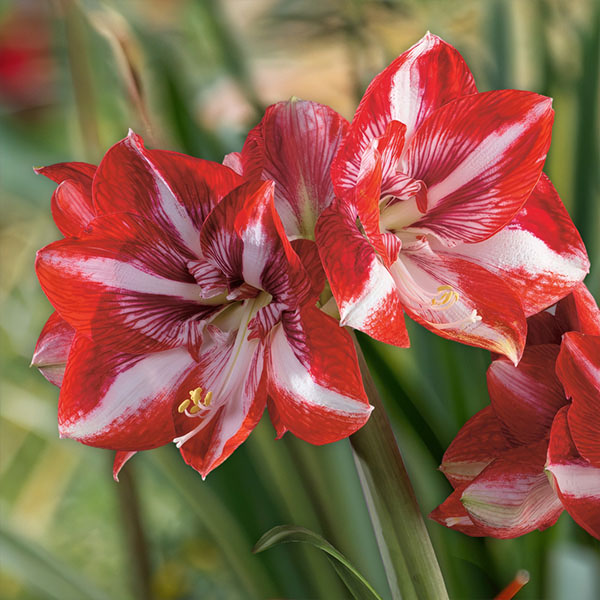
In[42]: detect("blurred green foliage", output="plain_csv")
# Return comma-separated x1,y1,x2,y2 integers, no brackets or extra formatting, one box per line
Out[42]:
1,0,598,598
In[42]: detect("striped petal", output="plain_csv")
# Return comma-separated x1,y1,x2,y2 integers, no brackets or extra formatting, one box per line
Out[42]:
430,485,487,537
394,243,526,362
440,406,512,489
35,162,96,187
267,306,372,444
442,174,589,316
332,32,476,197
59,335,196,450
461,442,563,538
36,213,215,355
173,318,267,478
557,332,600,468
93,130,241,255
546,406,600,539
239,99,348,238
31,312,75,387
405,90,554,244
487,345,567,444
315,200,410,347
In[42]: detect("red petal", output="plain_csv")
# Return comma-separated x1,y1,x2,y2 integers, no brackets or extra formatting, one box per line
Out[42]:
406,90,554,244
525,311,564,346
113,451,136,482
487,345,567,444
461,442,563,538
430,485,487,536
50,180,96,237
31,312,75,387
59,335,196,450
557,332,600,467
93,130,241,254
267,306,372,444
332,33,476,198
242,99,348,237
440,406,513,488
36,213,216,354
555,283,600,336
35,162,96,186
174,327,267,478
267,396,287,439
546,406,600,539
291,239,325,304
316,200,410,347
396,244,526,362
445,174,589,315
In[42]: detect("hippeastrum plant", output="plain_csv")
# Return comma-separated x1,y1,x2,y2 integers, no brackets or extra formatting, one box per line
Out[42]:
316,32,589,362
431,283,600,539
33,131,372,479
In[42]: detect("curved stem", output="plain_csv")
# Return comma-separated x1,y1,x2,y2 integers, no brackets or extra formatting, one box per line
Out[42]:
350,333,449,600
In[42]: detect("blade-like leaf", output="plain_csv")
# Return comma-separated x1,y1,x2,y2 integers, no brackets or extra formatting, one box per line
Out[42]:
254,525,383,600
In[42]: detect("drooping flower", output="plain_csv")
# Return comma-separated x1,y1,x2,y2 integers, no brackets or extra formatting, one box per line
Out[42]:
430,284,600,539
316,33,589,361
34,131,372,478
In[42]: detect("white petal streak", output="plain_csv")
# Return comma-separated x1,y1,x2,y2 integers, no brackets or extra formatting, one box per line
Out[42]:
43,251,201,300
547,463,600,498
61,348,195,440
269,325,371,415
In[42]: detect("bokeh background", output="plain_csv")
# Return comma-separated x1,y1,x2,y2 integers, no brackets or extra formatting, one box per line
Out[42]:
1,0,599,598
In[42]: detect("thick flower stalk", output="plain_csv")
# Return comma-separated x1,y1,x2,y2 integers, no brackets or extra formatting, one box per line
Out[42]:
33,131,372,478
316,33,589,363
431,284,600,539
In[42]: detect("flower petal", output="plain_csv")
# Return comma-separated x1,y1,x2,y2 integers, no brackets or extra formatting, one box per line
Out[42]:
461,442,563,538
35,162,96,187
332,32,476,197
316,200,410,347
36,213,215,354
442,174,589,315
240,99,348,238
93,130,241,255
546,406,600,539
267,306,372,444
557,332,600,468
555,283,600,336
113,451,136,482
59,335,196,450
406,90,554,244
487,345,567,444
31,312,75,387
395,244,526,362
440,406,512,488
430,485,487,536
174,322,267,478
50,180,96,237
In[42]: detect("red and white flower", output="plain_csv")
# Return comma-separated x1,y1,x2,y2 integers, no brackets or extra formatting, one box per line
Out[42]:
316,33,589,361
34,131,372,479
430,284,600,539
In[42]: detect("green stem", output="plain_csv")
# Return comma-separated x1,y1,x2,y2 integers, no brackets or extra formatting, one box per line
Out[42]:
350,333,449,600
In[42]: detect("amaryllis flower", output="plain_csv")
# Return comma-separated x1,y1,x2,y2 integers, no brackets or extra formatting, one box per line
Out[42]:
224,97,349,240
430,284,600,539
316,33,589,361
34,131,371,478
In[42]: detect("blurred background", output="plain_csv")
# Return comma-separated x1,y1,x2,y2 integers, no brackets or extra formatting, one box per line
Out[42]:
1,0,599,598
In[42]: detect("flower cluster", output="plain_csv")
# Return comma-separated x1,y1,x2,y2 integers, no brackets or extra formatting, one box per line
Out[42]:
33,32,596,538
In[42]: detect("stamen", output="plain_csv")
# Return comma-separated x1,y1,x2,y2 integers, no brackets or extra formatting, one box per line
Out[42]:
177,399,190,413
430,309,482,331
494,570,530,600
189,387,203,405
189,405,201,415
203,391,213,406
431,285,459,308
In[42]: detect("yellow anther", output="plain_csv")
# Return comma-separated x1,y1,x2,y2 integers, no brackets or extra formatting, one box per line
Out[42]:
189,405,201,415
189,387,203,405
177,399,191,413
431,285,459,308
203,391,213,407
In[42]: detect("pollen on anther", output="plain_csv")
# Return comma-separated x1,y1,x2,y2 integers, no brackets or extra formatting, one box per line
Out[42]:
177,399,191,413
189,387,203,405
203,391,213,406
189,405,201,415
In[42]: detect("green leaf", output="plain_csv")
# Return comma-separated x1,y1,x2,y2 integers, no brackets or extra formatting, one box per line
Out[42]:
253,525,383,600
